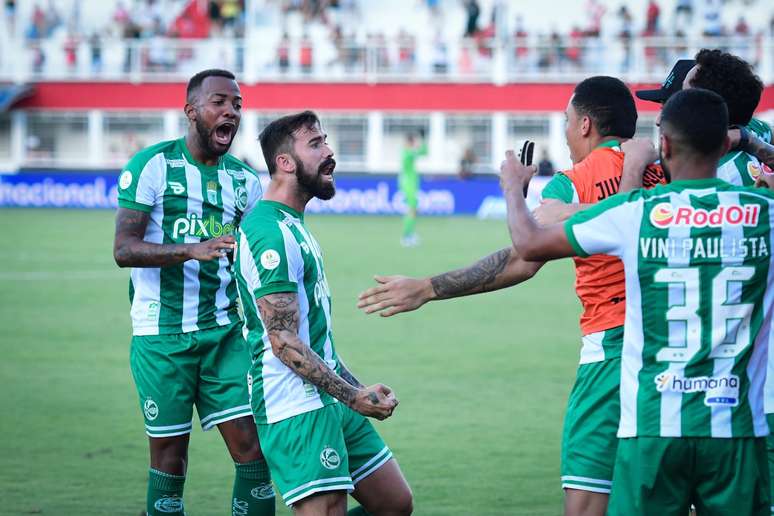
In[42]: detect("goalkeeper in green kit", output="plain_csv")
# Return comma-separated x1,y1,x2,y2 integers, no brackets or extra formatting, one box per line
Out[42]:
399,129,427,247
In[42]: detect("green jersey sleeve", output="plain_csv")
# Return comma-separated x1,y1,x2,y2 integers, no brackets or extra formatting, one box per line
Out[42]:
540,173,578,203
564,191,642,258
747,118,772,144
239,222,302,300
117,150,166,212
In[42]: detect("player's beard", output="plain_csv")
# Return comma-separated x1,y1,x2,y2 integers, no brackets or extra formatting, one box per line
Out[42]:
294,156,336,200
195,116,231,158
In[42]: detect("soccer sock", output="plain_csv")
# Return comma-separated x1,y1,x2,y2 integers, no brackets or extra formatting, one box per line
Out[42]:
147,468,185,516
347,506,371,515
232,459,275,515
402,213,416,238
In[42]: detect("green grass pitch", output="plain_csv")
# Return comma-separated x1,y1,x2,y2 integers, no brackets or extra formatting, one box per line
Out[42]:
0,208,583,515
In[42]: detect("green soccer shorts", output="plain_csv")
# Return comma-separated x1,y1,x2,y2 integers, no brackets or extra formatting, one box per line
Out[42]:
767,413,774,515
257,403,393,507
607,436,769,516
130,322,253,437
399,179,419,210
560,354,621,493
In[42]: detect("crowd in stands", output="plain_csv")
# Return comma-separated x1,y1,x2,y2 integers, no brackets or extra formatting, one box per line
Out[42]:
2,0,772,78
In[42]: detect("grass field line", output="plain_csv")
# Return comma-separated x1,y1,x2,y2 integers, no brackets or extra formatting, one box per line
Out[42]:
0,270,121,280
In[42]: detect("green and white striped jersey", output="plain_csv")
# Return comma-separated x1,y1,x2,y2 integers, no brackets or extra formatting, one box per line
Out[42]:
235,200,339,424
565,178,774,438
716,118,772,186
117,138,262,336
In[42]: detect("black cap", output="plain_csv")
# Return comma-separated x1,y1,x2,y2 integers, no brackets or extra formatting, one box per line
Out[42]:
635,59,696,103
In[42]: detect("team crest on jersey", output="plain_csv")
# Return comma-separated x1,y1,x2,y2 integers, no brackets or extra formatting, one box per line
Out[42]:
144,398,159,421
649,202,760,229
260,250,281,270
147,302,159,321
154,495,184,513
119,171,133,189
167,181,185,195
234,185,248,211
747,161,763,180
206,181,218,204
320,447,341,470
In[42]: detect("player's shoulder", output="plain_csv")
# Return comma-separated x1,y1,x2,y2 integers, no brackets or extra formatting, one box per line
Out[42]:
223,154,260,179
124,138,180,173
747,118,772,143
568,146,623,180
241,202,298,241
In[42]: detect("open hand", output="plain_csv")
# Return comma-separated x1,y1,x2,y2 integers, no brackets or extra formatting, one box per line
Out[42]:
357,275,432,317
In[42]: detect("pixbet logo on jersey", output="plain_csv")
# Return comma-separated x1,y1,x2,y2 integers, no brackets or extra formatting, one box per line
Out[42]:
172,214,236,239
649,202,760,229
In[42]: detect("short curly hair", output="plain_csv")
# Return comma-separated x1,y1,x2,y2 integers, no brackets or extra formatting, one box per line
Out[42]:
689,49,763,126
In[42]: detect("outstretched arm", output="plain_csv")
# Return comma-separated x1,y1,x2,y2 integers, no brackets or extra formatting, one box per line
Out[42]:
257,292,397,420
113,207,235,267
357,247,543,317
500,151,577,262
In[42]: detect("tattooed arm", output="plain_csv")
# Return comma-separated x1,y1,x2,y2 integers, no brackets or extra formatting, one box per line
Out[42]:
357,247,543,317
113,207,236,267
258,292,397,420
744,136,774,170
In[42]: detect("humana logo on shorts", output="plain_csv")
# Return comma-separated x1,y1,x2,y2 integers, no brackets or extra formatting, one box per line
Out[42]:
654,372,739,407
172,214,236,239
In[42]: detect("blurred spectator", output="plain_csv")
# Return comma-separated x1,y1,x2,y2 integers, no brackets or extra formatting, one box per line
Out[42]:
513,16,528,70
537,150,554,176
492,0,507,41
674,0,693,29
463,0,480,37
299,32,313,73
220,0,242,32
209,0,223,33
566,26,583,69
32,42,46,73
645,0,660,33
63,31,79,72
459,147,475,179
397,29,415,72
734,16,749,36
89,32,102,73
277,32,290,73
431,33,448,74
617,5,633,72
5,0,15,34
702,0,723,37
585,0,605,37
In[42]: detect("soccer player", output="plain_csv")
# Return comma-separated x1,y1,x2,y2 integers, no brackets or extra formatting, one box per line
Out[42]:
683,49,770,186
359,76,664,516
113,69,275,516
235,111,413,515
500,87,772,516
399,130,428,247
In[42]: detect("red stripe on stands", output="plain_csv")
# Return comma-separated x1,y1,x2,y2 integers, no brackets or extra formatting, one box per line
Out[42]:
15,82,774,113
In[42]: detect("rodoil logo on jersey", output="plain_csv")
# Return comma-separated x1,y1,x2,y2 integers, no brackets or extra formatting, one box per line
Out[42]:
654,372,739,407
172,214,236,239
649,202,759,229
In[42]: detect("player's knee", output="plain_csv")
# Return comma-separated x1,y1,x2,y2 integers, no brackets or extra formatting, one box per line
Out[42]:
368,485,413,515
